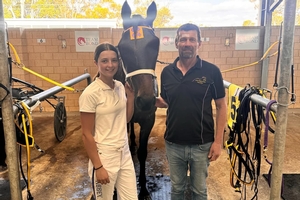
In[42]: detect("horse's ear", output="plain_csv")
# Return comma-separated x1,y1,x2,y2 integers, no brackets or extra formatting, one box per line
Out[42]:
121,1,132,29
146,1,157,27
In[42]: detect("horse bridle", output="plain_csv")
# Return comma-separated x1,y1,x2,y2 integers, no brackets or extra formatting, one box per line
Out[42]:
119,25,158,96
124,68,158,97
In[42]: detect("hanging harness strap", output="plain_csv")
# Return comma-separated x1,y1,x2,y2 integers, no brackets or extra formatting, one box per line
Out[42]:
290,65,296,102
225,85,262,199
250,88,264,197
15,104,34,200
262,100,284,193
273,22,283,87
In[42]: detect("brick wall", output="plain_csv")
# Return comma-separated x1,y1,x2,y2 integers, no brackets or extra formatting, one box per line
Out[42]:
7,26,300,112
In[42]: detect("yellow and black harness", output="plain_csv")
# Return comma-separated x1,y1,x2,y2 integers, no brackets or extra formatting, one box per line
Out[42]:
225,84,264,199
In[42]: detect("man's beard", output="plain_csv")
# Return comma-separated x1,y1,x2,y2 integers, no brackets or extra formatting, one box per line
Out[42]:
180,50,194,58
180,47,194,58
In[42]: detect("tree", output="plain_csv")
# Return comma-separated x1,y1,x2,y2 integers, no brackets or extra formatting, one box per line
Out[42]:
2,0,90,18
247,0,300,25
2,0,173,27
243,20,255,26
122,0,173,28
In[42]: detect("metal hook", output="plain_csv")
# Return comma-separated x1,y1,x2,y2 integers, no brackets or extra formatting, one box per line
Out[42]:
274,86,296,106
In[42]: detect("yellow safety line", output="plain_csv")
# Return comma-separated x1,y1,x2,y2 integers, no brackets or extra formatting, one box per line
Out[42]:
8,42,75,91
22,66,75,91
221,41,279,73
20,101,35,192
22,114,31,190
20,102,33,136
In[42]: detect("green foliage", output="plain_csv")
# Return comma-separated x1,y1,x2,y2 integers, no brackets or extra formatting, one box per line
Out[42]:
243,20,255,26
246,0,300,25
2,0,173,27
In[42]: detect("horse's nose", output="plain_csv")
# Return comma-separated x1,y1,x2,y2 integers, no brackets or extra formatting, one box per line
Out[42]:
136,96,156,111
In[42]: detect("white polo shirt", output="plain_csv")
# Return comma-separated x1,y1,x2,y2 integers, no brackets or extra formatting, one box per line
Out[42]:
79,78,128,148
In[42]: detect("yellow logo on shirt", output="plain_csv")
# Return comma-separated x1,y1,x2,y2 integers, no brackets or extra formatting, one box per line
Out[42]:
193,77,206,84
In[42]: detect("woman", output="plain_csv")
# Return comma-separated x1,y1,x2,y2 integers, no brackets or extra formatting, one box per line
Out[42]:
79,43,137,200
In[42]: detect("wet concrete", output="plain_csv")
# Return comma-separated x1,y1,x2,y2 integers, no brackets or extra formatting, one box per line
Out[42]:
0,108,300,199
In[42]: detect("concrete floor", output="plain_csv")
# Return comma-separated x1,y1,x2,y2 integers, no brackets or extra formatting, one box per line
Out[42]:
1,108,300,199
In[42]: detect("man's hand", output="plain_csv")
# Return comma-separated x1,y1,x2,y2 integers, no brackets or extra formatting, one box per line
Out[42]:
208,141,222,161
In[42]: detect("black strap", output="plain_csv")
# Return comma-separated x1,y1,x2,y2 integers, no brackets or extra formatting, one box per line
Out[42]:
226,85,262,199
291,65,295,102
273,22,283,87
0,82,10,104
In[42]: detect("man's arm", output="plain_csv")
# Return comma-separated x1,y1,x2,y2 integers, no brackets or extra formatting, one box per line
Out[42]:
208,97,227,161
155,97,168,108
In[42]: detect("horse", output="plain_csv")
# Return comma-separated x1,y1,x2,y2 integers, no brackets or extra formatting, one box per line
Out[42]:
117,1,159,199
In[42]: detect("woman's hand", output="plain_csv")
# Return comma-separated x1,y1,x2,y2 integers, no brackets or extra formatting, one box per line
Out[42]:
125,82,134,99
96,167,110,185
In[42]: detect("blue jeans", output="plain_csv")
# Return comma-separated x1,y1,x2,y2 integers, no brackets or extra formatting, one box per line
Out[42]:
165,140,212,200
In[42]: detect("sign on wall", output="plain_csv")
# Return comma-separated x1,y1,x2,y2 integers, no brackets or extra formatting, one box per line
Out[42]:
160,30,177,51
75,31,99,52
235,29,260,50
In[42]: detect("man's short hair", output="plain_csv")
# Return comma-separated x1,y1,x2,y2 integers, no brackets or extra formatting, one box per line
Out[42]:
175,23,201,44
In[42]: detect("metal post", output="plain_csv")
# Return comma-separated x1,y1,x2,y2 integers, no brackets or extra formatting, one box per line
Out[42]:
260,0,273,89
258,0,266,26
0,1,22,199
223,80,277,112
270,0,296,199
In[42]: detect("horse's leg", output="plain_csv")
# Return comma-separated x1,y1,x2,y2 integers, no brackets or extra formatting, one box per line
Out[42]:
129,122,137,154
137,114,155,200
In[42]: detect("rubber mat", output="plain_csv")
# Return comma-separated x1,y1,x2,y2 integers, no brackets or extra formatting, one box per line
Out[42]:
137,175,192,200
0,179,26,200
263,173,300,200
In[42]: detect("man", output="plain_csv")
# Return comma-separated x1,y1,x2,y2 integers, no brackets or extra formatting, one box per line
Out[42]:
156,23,227,199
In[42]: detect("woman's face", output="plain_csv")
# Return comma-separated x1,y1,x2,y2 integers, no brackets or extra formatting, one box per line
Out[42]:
95,50,119,79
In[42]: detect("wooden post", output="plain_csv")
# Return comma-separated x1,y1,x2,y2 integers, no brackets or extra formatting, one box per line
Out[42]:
0,1,22,199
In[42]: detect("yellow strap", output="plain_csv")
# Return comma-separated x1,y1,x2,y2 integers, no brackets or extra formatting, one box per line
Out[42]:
227,84,243,130
21,114,31,190
20,102,33,136
221,41,279,73
22,66,75,91
8,42,75,91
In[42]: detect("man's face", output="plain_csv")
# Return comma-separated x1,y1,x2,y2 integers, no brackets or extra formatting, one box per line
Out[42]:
176,30,201,59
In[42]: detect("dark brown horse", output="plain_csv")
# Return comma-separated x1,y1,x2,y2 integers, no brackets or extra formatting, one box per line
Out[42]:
117,1,159,199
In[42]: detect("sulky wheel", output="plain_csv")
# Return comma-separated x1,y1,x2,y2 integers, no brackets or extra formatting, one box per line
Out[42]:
54,102,67,142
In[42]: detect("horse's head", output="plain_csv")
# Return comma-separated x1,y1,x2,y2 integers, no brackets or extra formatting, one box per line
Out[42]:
118,1,159,112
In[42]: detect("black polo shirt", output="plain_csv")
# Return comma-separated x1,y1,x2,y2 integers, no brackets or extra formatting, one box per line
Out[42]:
160,56,225,145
